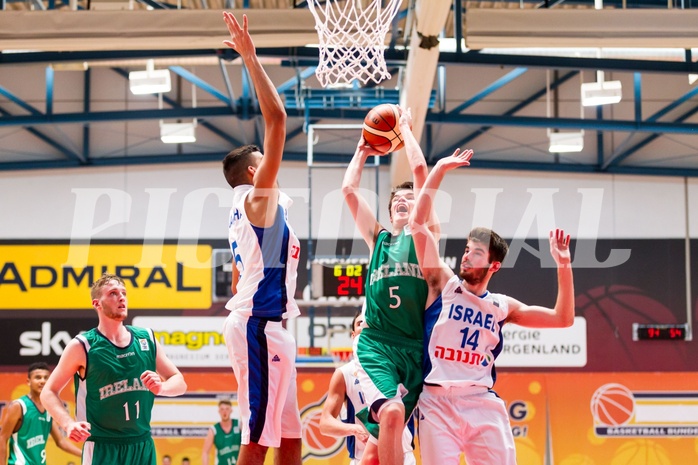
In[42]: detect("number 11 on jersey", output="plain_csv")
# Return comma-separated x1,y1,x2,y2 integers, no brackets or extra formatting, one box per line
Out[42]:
123,400,140,421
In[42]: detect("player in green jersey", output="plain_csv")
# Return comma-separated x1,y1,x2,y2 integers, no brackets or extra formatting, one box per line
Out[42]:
202,399,241,465
342,107,438,465
0,362,81,465
41,273,187,465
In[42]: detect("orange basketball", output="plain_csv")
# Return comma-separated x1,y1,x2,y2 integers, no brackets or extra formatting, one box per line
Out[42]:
590,383,635,426
362,103,404,154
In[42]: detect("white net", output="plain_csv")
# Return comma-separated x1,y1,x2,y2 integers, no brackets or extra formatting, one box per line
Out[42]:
329,347,355,367
307,0,403,87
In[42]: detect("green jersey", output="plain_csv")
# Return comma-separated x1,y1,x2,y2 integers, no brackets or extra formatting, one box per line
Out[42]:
7,395,52,465
365,229,428,341
212,420,241,465
74,326,156,442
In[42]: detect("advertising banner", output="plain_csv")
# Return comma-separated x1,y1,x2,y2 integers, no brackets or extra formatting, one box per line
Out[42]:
132,316,362,368
0,244,212,309
488,373,548,465
0,318,91,365
133,316,229,368
548,372,698,464
152,372,350,465
498,316,587,367
1,370,557,465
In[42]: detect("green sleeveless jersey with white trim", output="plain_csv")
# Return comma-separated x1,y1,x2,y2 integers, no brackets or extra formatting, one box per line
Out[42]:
74,326,156,441
212,420,241,465
8,395,52,465
365,229,428,341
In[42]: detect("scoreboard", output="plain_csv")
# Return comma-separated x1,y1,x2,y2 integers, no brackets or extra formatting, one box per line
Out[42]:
632,323,689,341
311,258,369,299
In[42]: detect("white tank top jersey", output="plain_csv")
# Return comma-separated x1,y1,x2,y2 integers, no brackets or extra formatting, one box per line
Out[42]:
424,274,509,392
225,185,301,320
339,359,415,460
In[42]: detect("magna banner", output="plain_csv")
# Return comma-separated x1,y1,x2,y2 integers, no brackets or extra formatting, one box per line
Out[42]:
0,244,212,309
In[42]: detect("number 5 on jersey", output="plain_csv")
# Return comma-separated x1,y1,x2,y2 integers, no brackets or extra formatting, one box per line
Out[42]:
389,286,401,309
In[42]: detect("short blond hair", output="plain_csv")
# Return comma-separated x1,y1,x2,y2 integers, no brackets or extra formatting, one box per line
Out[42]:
91,273,125,300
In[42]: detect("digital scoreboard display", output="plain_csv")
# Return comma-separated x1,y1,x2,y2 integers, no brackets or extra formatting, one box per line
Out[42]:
632,323,689,341
311,259,368,299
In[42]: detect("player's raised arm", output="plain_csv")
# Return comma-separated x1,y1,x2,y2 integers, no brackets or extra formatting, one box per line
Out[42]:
410,149,474,296
399,106,441,237
397,107,428,191
342,137,385,249
505,228,575,328
222,12,285,219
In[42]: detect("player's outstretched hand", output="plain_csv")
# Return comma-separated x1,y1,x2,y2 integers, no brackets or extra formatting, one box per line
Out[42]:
222,12,255,60
65,420,91,442
141,370,164,395
549,228,572,267
436,148,474,172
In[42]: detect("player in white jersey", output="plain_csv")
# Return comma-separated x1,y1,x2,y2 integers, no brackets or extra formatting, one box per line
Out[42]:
319,312,416,465
220,12,302,465
409,150,575,465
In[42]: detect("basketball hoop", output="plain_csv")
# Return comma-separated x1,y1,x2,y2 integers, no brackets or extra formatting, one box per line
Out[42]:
307,0,403,87
330,347,354,367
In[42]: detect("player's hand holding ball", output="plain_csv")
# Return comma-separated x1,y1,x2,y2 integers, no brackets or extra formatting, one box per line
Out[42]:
362,103,409,154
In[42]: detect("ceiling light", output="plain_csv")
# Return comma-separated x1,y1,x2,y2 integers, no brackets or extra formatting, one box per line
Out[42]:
549,131,584,153
581,73,622,106
690,74,698,85
160,120,196,144
129,60,171,95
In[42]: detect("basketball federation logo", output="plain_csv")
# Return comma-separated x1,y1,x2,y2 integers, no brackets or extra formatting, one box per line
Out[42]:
591,383,635,426
299,395,345,461
591,383,698,437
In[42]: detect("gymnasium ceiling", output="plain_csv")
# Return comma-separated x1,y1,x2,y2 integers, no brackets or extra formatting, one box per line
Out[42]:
1,0,698,176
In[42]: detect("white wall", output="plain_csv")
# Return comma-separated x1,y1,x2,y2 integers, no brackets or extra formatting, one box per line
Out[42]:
0,161,694,240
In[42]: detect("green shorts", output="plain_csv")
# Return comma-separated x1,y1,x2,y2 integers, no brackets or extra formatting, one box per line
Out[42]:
355,327,423,437
82,435,156,465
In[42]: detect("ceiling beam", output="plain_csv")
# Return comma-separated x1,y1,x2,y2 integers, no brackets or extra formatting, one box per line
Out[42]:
433,71,579,160
2,47,698,76
4,106,698,137
0,105,82,161
448,67,528,114
4,149,698,178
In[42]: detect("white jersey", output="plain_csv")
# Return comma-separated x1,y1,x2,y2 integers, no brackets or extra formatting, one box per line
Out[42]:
423,275,509,393
225,185,300,319
339,359,415,462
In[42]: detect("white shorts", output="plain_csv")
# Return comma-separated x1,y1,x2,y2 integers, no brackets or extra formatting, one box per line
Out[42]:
418,386,516,465
223,312,302,447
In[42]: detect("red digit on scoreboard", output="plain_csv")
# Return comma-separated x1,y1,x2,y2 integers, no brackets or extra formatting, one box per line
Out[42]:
349,276,363,295
337,276,349,295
